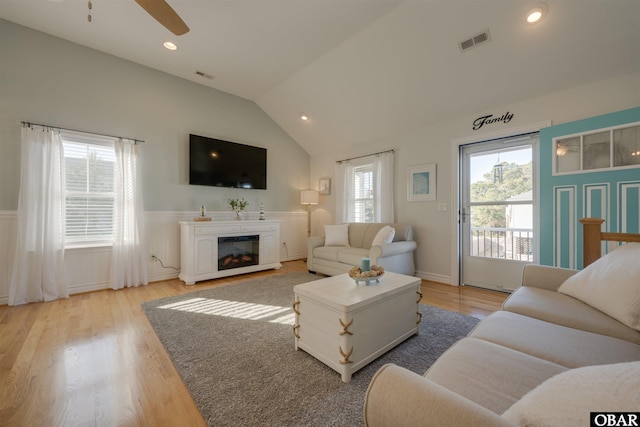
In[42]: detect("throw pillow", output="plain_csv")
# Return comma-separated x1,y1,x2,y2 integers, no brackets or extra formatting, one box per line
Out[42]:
371,225,396,246
502,361,640,426
558,243,640,331
324,224,349,246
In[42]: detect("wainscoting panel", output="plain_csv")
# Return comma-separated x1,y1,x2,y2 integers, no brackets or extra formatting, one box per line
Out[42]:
553,186,577,269
0,210,308,305
618,181,640,233
583,183,609,222
146,211,195,282
274,212,308,262
64,246,112,294
0,212,18,304
584,183,610,255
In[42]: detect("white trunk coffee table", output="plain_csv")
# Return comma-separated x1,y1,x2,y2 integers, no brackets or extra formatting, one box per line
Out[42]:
293,272,422,382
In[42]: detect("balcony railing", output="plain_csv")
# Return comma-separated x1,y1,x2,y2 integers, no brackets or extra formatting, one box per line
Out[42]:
470,227,534,261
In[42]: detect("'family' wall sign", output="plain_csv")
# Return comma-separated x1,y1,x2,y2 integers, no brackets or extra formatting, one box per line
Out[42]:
472,112,514,130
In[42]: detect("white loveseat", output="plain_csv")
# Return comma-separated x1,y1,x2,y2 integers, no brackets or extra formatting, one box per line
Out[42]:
307,223,417,276
364,243,640,426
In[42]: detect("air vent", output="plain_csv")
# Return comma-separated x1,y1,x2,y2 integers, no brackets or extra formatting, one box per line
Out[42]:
459,29,491,52
195,70,215,80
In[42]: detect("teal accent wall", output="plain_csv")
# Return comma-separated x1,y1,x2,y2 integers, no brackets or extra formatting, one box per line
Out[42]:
540,106,640,268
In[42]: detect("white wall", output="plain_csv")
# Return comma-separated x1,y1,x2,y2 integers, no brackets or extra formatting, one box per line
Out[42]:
0,20,311,303
309,72,640,283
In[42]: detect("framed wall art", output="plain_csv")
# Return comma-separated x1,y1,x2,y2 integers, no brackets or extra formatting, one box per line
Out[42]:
407,163,436,202
319,178,331,195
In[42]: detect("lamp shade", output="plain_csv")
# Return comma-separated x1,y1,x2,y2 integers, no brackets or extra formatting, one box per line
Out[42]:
300,189,319,205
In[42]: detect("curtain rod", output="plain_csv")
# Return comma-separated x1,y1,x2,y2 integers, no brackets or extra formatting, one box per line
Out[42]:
21,121,145,144
336,149,395,164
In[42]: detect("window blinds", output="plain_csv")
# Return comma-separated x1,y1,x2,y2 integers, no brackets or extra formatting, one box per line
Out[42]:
63,140,116,244
353,164,374,223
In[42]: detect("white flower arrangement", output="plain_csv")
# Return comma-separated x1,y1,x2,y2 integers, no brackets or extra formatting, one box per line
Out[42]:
227,198,249,213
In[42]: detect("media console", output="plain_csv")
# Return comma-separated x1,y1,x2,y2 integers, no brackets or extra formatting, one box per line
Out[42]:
179,220,281,285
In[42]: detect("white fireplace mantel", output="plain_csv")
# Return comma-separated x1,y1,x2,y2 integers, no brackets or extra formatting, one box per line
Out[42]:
179,220,281,285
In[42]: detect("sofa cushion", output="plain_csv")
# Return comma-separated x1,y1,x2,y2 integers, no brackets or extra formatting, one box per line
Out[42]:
312,246,340,262
348,223,381,249
348,223,413,249
558,243,640,332
502,361,640,425
425,338,566,415
336,247,370,266
312,246,369,264
324,224,349,246
469,311,640,368
503,286,640,344
371,225,395,246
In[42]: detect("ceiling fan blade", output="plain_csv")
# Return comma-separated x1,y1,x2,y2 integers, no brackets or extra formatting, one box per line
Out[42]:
135,0,189,36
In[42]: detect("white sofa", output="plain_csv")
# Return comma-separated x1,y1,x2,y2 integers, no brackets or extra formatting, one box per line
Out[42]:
364,243,640,426
307,223,417,276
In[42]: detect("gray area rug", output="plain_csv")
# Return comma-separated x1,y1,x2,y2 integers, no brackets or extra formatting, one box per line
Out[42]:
142,272,480,426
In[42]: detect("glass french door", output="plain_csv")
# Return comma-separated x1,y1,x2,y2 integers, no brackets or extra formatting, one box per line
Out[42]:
460,134,538,291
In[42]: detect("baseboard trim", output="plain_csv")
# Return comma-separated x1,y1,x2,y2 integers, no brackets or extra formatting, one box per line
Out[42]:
0,282,109,305
69,282,109,294
415,270,453,285
149,272,180,282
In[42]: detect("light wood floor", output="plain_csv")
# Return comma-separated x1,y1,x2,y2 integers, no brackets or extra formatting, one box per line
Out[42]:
0,260,508,426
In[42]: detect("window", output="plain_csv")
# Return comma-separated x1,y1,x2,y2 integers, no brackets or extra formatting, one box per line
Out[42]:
335,150,394,224
62,133,116,245
553,122,640,175
354,164,374,222
467,145,534,261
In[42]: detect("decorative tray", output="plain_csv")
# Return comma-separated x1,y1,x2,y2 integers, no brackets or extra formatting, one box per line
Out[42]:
348,266,385,285
351,272,384,285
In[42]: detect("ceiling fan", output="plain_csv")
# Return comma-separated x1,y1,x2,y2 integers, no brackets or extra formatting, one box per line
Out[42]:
134,0,189,36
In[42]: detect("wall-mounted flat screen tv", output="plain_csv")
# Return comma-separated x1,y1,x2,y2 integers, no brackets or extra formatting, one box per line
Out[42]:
189,134,267,190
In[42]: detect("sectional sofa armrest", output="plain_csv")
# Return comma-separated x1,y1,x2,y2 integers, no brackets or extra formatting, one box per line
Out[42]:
307,236,325,252
306,236,325,271
521,264,577,291
369,241,417,263
364,364,515,427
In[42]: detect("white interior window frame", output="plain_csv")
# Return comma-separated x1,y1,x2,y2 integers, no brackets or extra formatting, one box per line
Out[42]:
552,121,640,176
61,130,118,249
351,157,374,223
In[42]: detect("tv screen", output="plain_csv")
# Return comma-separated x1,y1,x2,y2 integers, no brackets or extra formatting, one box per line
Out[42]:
189,134,267,190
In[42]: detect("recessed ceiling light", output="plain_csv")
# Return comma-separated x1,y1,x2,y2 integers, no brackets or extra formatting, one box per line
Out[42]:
526,3,548,24
163,41,178,51
300,115,309,121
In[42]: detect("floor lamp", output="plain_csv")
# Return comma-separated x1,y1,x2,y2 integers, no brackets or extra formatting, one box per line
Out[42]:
300,190,319,237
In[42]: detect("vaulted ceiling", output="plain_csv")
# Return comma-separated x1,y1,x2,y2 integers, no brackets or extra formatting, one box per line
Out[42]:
2,1,639,155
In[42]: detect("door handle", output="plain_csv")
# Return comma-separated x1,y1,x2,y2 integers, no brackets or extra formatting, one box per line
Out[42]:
459,208,471,223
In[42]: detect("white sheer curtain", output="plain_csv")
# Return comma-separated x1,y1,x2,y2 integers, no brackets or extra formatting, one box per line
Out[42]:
372,151,395,223
109,139,148,289
9,126,68,305
335,160,354,223
335,151,395,224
